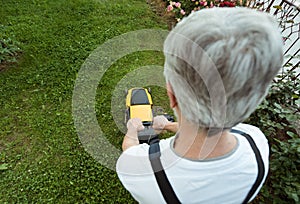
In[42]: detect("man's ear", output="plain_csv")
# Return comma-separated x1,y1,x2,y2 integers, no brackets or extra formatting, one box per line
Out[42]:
167,83,177,108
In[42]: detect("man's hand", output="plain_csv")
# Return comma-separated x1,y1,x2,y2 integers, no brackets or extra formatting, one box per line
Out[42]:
153,115,179,133
127,118,145,135
152,115,170,134
122,118,144,151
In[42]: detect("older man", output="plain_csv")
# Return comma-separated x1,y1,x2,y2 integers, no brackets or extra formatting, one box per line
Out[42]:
117,7,283,204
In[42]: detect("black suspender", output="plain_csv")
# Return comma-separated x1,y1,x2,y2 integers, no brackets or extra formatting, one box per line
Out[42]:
148,129,265,204
230,129,266,204
149,142,181,204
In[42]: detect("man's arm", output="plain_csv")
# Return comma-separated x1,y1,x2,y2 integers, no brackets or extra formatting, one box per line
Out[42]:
122,118,144,151
122,116,178,151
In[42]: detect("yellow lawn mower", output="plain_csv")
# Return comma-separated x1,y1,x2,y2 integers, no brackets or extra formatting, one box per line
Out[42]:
125,87,174,144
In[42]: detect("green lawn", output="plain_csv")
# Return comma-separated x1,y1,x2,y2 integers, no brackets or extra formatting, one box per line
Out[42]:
0,0,169,203
1,0,299,203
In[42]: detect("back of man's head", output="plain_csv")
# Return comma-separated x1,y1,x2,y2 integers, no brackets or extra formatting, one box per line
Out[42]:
163,7,283,129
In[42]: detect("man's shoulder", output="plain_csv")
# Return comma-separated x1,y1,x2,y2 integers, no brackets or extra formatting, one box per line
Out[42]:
116,136,174,176
122,136,174,155
116,143,150,175
232,123,269,162
233,123,268,143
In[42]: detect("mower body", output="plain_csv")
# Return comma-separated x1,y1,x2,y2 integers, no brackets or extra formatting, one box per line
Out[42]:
125,88,153,125
125,88,158,144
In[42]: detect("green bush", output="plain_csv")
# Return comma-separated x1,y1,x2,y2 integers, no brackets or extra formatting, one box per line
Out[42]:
246,72,300,203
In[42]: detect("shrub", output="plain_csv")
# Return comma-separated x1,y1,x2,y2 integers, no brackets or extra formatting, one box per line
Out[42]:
247,72,300,203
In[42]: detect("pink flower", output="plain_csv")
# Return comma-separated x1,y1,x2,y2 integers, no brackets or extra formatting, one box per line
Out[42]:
167,5,174,12
174,2,181,8
199,0,207,6
180,9,186,15
223,1,236,7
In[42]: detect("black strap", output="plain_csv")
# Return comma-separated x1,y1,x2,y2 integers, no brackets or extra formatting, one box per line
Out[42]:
231,129,265,204
149,142,181,204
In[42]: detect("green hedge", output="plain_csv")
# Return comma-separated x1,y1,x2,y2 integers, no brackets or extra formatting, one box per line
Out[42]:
247,73,300,203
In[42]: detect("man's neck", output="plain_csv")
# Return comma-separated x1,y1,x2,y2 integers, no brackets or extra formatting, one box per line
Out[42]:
173,124,237,160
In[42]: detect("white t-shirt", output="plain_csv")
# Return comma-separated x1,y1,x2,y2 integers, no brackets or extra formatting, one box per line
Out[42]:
116,123,269,204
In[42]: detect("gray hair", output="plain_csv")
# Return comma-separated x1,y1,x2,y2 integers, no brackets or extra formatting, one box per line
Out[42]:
163,7,283,128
